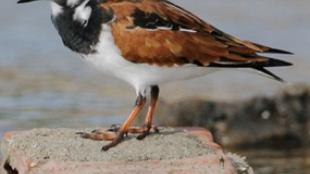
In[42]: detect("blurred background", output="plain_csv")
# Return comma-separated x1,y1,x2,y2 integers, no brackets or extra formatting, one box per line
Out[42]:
0,0,309,173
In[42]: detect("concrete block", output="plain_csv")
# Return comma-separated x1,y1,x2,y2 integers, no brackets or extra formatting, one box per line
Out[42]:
0,128,253,174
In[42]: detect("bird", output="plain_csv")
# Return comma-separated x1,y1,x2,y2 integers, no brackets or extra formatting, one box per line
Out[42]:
17,0,292,151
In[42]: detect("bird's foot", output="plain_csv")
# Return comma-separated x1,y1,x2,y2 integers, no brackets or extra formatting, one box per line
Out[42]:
76,128,117,141
76,125,160,151
77,125,159,140
106,124,160,140
76,126,142,142
106,124,146,134
137,124,160,140
106,124,159,136
101,131,126,151
76,128,126,151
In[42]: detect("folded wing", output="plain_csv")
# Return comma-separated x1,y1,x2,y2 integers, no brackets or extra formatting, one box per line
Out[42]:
101,0,292,81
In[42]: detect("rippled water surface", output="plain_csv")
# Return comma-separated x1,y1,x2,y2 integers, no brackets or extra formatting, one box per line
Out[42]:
1,0,310,173
237,149,310,174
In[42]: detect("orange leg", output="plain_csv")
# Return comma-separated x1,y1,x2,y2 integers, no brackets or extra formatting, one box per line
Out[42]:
137,86,159,140
101,95,146,151
77,87,160,151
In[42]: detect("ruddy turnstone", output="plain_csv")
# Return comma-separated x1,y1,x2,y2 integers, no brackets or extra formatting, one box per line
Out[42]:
18,0,292,150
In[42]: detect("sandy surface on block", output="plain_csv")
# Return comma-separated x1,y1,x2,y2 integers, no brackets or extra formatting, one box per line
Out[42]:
2,128,213,163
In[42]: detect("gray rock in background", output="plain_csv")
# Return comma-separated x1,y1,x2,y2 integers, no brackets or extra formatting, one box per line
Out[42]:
154,85,310,149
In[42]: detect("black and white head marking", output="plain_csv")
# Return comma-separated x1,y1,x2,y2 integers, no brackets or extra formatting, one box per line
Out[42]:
70,0,92,27
51,0,114,54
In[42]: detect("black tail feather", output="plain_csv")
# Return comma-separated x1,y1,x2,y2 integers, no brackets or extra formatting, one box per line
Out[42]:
254,58,292,82
252,43,293,55
208,57,292,82
209,57,292,68
253,67,284,82
262,57,293,67
264,48,293,55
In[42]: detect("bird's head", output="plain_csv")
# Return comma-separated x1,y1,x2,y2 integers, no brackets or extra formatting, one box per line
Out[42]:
18,0,95,28
17,0,90,6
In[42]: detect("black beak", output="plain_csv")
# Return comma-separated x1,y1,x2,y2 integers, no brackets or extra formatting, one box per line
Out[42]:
18,0,38,3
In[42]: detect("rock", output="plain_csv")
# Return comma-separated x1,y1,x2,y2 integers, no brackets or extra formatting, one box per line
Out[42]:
154,85,310,149
0,128,252,174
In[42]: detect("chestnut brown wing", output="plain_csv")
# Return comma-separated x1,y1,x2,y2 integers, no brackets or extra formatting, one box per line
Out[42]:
101,0,292,80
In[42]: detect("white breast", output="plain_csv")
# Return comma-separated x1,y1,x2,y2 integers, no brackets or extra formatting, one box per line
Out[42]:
84,25,219,95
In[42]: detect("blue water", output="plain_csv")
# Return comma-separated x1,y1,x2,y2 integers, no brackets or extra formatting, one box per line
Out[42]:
1,0,310,134
1,0,309,134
